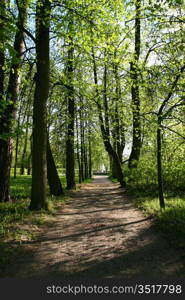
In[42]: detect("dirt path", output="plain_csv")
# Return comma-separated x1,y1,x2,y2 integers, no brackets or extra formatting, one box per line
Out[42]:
4,176,185,278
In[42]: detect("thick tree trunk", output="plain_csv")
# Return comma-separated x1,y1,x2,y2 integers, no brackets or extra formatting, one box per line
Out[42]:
30,0,51,210
0,0,10,202
47,138,63,196
128,0,141,168
0,0,5,115
157,118,165,209
0,0,27,202
65,18,76,190
0,141,12,202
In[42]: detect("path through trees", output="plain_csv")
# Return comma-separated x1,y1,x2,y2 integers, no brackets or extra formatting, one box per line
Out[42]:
4,176,184,278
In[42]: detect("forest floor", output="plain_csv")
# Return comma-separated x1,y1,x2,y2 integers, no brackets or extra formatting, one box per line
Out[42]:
3,176,185,278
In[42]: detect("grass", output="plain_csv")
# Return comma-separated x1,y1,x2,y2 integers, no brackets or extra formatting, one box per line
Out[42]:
127,184,185,253
109,175,118,183
0,173,93,274
0,175,68,274
0,194,67,274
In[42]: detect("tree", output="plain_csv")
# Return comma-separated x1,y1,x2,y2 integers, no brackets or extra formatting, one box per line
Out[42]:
156,64,185,209
30,0,51,210
65,14,76,190
0,0,28,202
47,137,64,196
91,45,126,188
128,0,141,168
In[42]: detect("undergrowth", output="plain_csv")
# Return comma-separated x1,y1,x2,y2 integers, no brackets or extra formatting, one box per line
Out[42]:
127,184,185,253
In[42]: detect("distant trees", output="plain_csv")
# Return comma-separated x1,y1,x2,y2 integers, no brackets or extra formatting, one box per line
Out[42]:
91,44,126,188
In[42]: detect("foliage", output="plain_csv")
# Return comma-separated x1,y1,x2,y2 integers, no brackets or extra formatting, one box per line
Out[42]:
127,186,185,252
0,0,185,273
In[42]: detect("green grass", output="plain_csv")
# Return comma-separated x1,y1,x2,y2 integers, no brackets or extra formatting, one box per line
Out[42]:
11,176,32,199
0,173,93,274
82,178,94,183
1,173,72,241
127,184,185,252
0,175,68,274
109,176,118,183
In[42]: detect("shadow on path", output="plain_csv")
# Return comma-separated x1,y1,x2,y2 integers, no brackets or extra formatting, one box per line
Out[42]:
3,176,185,278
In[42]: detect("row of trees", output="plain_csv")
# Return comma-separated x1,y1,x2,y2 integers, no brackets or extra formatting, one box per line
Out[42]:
0,0,184,210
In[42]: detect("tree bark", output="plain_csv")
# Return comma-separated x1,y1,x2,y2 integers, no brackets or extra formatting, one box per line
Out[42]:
88,126,92,178
76,116,82,183
30,0,51,210
113,58,125,163
47,138,64,196
65,17,76,190
80,105,85,181
0,0,8,202
0,0,27,202
84,139,88,179
128,0,141,168
157,117,165,209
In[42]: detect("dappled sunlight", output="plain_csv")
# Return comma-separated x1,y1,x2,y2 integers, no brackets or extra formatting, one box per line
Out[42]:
4,176,184,278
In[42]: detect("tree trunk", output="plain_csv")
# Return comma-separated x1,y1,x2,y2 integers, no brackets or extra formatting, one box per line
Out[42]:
104,139,125,187
65,17,76,190
14,65,34,178
76,116,82,183
80,107,85,181
0,0,9,202
113,58,125,164
0,0,27,202
157,117,165,209
91,45,126,187
128,0,141,168
27,155,32,175
14,129,19,179
47,138,63,196
84,141,88,179
111,140,118,179
20,116,29,175
27,153,32,175
30,0,51,210
88,126,92,178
